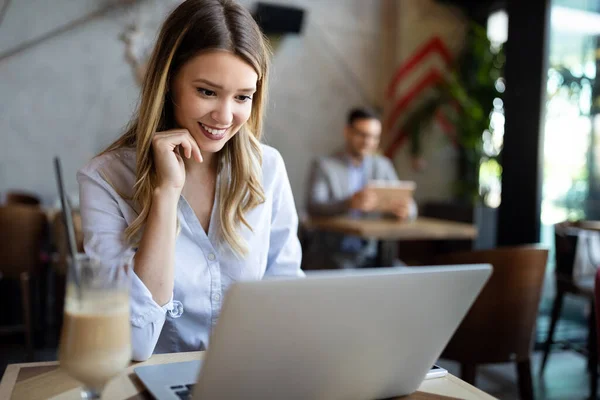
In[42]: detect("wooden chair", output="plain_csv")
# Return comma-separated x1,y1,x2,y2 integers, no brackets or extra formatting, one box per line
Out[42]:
5,191,41,207
0,205,48,360
396,201,474,266
435,246,548,400
540,220,597,398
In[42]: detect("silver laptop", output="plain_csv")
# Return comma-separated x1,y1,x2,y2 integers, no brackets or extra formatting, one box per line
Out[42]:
135,265,492,399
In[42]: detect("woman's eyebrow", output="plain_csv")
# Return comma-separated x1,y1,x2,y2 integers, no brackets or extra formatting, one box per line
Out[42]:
193,78,255,93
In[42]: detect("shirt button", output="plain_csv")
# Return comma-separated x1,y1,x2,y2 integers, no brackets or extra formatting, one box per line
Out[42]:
207,253,216,261
213,293,221,301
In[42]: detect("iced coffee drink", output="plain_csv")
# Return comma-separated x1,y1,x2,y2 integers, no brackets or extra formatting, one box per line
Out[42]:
59,288,131,390
59,256,131,399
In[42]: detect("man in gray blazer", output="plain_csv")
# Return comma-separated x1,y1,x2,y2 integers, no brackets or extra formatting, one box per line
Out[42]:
305,108,417,269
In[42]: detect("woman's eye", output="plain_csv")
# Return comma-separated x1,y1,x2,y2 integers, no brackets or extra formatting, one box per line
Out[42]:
236,95,252,102
197,88,216,97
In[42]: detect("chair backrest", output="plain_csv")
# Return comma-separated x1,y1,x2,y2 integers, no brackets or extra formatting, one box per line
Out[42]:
554,221,581,280
0,205,48,278
5,191,41,207
435,246,548,363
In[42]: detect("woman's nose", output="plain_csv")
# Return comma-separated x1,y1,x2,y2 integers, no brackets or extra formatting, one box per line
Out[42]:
210,100,233,126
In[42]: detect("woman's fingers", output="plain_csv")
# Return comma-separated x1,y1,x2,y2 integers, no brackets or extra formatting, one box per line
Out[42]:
188,136,203,163
177,137,192,159
154,129,202,163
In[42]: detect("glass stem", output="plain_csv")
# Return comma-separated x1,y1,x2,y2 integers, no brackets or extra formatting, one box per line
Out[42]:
81,387,102,399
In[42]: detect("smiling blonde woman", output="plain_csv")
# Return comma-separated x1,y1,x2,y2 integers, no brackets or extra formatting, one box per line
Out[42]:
77,0,303,361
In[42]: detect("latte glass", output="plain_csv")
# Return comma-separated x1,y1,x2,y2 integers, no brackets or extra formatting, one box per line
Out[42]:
59,255,131,399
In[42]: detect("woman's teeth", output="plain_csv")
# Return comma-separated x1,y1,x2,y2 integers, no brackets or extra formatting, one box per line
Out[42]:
200,123,227,135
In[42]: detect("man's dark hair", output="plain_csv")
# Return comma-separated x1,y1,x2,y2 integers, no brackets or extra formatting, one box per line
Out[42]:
347,107,380,126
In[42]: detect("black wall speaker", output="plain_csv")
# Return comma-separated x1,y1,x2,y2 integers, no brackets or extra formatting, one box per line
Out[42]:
253,3,305,35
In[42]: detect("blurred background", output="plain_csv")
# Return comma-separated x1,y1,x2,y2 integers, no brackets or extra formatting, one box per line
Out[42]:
2,0,600,398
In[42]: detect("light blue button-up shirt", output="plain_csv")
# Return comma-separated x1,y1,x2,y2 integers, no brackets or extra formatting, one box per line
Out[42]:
77,145,304,361
341,159,366,252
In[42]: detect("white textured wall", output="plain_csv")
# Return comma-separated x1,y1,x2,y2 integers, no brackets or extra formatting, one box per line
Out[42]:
0,0,384,210
0,0,141,205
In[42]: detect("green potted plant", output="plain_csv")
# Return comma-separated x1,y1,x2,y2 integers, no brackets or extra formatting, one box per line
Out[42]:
401,23,505,247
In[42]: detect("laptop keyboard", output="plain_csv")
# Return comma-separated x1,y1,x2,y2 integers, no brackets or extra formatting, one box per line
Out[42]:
170,384,195,399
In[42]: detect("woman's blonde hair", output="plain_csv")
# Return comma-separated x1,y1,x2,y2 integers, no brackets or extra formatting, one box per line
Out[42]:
102,0,270,256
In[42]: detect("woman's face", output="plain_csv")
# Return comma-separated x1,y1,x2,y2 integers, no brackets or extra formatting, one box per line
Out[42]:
170,50,258,154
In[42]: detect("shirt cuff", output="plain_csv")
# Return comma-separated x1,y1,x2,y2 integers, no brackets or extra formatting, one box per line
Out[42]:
129,270,183,327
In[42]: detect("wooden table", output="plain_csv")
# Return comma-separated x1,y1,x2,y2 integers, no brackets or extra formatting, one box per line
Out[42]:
304,216,477,266
304,216,477,241
0,351,496,400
